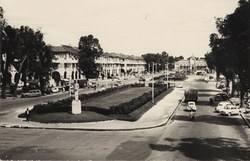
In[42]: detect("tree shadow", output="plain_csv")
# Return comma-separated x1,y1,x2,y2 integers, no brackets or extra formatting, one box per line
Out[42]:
199,89,221,92
195,100,211,106
173,114,244,126
149,137,250,160
198,93,214,97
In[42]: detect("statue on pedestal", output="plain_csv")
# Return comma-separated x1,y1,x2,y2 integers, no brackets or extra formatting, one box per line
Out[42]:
74,81,79,100
72,81,81,114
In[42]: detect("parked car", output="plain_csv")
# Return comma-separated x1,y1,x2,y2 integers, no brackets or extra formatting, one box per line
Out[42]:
112,76,119,80
176,82,183,88
116,81,123,86
155,80,165,85
209,92,230,105
215,101,232,113
187,101,197,111
112,83,119,88
138,77,145,84
21,89,42,98
88,82,97,88
51,87,60,93
220,105,240,116
44,86,52,94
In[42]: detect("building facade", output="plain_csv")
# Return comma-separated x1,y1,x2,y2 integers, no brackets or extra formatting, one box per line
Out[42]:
50,45,82,87
174,56,208,74
96,52,145,78
50,45,146,87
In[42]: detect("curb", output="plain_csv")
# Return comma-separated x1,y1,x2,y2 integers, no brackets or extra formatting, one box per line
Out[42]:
0,96,184,131
240,113,250,128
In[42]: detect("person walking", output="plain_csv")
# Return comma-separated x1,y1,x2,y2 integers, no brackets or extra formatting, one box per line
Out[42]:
25,108,30,122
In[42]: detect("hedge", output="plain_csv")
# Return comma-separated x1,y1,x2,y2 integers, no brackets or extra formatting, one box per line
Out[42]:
31,84,131,114
110,85,167,114
30,83,168,115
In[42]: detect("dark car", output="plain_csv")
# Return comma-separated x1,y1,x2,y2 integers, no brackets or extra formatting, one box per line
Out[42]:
209,92,230,105
21,89,42,98
138,77,146,84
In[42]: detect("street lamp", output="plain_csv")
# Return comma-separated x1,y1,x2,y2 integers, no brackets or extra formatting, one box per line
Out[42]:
152,62,154,103
166,63,169,89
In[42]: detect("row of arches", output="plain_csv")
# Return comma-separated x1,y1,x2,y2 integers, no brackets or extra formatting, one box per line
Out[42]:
52,70,81,82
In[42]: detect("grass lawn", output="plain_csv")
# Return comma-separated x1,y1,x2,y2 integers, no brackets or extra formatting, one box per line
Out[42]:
21,86,174,123
30,111,114,123
83,87,151,109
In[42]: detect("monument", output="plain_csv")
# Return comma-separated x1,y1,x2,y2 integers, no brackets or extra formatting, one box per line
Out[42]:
72,81,81,114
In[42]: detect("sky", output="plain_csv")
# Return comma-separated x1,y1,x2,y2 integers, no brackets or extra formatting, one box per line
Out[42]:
1,0,239,58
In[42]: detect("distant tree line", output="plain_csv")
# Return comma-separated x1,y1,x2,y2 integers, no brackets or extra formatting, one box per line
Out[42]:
205,0,250,103
142,51,184,73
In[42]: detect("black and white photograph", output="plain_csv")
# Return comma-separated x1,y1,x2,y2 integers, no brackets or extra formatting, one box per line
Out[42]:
0,0,250,160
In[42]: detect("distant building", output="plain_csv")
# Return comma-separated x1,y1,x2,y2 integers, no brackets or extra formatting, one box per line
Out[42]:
174,56,208,74
96,52,145,78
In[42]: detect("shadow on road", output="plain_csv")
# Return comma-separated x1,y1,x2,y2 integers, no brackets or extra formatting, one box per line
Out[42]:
198,89,221,92
198,93,214,97
182,101,211,106
149,137,250,160
173,114,244,126
195,100,211,106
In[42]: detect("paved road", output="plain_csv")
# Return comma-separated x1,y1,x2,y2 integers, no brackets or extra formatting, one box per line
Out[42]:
147,76,250,160
0,75,249,160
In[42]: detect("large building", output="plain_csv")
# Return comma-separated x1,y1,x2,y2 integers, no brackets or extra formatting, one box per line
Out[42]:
96,52,145,78
50,45,146,87
50,45,81,87
174,56,208,74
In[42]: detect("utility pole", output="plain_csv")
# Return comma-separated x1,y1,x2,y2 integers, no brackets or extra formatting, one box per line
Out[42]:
152,62,154,103
166,63,169,89
69,73,72,97
166,54,169,89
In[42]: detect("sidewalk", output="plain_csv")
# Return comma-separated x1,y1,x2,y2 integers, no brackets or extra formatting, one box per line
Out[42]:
0,87,184,131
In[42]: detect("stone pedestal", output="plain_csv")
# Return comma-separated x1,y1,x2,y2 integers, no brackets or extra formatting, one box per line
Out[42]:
145,79,149,87
72,100,81,114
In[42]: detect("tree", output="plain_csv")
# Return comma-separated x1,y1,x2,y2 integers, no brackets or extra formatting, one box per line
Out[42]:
142,53,160,73
1,25,18,98
78,35,103,80
11,26,53,96
207,0,250,104
142,52,184,73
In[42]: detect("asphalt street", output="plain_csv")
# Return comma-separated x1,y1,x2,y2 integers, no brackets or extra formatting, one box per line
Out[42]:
0,75,249,160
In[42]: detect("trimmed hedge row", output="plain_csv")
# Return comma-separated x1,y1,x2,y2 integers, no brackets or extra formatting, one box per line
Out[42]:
30,83,167,115
31,85,131,114
110,85,168,114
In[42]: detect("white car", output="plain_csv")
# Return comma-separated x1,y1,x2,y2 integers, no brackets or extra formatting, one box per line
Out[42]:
176,82,183,88
220,105,240,116
187,101,197,111
215,101,232,113
51,87,60,93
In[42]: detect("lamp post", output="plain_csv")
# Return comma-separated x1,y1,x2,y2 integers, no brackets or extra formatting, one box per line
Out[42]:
152,62,154,103
69,73,72,97
166,63,169,89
